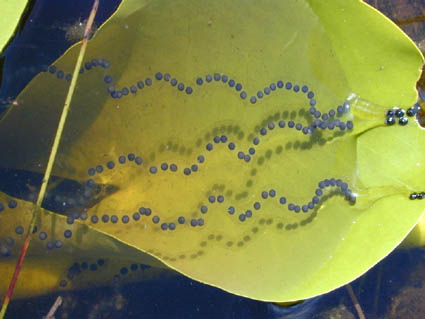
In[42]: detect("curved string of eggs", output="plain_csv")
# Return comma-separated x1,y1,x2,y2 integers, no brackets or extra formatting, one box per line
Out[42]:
44,58,355,133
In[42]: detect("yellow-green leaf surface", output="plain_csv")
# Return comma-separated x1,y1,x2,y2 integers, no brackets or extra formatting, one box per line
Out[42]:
0,192,173,299
0,0,29,54
0,0,424,301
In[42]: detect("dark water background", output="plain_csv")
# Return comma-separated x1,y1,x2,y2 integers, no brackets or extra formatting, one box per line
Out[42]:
1,0,425,318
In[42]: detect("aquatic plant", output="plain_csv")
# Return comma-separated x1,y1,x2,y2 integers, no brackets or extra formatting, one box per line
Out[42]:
0,0,424,309
0,0,29,52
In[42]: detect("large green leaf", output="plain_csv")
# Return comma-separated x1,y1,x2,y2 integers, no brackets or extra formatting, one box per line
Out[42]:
0,0,29,54
0,0,424,301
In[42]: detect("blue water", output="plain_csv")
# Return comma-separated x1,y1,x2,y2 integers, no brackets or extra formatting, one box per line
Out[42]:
1,1,424,318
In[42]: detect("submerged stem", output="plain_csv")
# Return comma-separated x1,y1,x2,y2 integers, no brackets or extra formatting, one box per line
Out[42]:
346,284,366,319
43,296,63,319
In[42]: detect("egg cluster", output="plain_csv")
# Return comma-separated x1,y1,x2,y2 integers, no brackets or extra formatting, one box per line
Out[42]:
409,192,425,200
385,104,420,126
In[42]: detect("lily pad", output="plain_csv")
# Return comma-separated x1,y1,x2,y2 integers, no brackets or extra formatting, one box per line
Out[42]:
0,0,424,302
0,0,29,54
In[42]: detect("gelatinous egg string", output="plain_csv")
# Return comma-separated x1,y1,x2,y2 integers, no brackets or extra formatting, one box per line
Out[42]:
58,257,155,289
44,57,356,135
